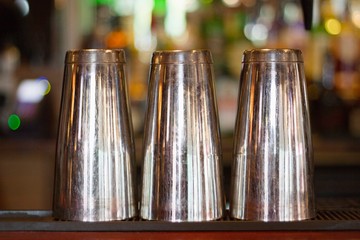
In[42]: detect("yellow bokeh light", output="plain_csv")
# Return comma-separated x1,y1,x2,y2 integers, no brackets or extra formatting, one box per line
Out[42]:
43,80,51,95
325,18,342,35
39,79,51,95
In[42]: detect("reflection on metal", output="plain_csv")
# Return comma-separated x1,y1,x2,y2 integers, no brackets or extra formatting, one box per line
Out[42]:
230,49,316,221
53,49,137,222
141,50,225,222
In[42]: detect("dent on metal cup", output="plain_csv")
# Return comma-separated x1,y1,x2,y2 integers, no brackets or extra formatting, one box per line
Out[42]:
53,49,137,221
140,50,225,222
230,49,316,221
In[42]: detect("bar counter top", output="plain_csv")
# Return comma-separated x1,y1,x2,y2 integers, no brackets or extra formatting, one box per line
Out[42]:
0,231,360,240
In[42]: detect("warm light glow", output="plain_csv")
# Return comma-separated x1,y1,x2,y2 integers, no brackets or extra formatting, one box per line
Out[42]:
133,0,155,51
106,31,128,48
114,0,134,16
222,0,241,8
165,0,187,37
185,0,200,12
325,18,342,35
351,10,360,28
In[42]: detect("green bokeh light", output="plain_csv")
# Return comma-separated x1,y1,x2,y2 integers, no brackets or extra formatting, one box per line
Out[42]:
8,114,21,131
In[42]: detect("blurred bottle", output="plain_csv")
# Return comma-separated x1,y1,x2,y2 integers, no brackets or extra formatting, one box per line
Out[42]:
82,5,113,49
332,3,360,138
0,43,19,134
200,1,225,75
314,48,349,138
310,1,360,139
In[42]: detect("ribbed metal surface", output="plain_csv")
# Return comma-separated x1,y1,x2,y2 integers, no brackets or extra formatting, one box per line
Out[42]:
316,210,360,221
53,49,137,222
231,48,315,221
141,50,224,222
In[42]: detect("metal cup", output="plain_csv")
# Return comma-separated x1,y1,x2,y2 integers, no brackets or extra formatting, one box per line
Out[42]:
230,49,316,221
53,49,137,221
140,50,225,222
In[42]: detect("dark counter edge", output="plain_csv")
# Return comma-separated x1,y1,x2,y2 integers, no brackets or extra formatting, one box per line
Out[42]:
0,211,359,232
1,220,359,232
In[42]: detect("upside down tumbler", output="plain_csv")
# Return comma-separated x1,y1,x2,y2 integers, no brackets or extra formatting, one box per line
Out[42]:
230,49,316,221
140,50,225,222
53,49,137,221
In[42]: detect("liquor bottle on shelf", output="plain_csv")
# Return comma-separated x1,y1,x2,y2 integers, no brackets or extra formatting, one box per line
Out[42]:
310,1,360,139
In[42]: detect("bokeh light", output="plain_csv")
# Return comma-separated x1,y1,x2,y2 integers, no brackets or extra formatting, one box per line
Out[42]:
38,78,51,96
284,2,301,24
165,0,187,38
222,0,241,8
244,23,268,46
8,114,21,131
351,10,360,28
325,18,342,35
15,0,30,16
17,78,51,103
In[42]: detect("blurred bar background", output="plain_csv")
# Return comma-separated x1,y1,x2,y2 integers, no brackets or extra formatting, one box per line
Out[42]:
0,0,359,210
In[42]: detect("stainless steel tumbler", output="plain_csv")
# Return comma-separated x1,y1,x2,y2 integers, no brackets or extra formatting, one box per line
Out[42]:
140,50,225,222
230,49,316,221
53,49,137,221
